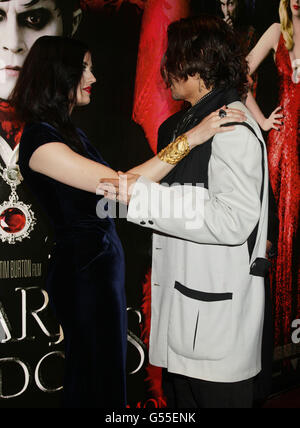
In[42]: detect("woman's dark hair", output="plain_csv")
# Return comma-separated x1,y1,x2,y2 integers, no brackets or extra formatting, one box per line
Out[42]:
162,15,249,99
10,36,89,155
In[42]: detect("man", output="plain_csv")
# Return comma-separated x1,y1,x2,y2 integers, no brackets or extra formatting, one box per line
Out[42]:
101,15,269,408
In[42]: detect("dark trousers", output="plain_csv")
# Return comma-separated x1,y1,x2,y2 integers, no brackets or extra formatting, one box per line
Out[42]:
162,370,255,409
253,275,274,404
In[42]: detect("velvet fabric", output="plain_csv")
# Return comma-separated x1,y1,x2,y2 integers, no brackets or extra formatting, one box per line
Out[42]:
18,122,127,408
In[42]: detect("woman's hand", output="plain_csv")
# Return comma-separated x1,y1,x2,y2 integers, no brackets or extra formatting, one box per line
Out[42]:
185,106,246,149
97,171,140,205
186,105,246,149
261,106,284,131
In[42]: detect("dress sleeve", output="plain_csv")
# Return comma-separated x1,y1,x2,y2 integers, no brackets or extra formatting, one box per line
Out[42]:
18,122,65,174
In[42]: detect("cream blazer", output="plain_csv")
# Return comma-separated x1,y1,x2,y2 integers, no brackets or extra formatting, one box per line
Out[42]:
127,102,269,383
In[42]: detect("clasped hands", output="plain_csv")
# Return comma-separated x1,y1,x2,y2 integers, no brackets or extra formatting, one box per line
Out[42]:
97,171,140,205
97,105,246,204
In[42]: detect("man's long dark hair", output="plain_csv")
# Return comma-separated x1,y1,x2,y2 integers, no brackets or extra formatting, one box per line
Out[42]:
162,15,249,99
10,36,89,154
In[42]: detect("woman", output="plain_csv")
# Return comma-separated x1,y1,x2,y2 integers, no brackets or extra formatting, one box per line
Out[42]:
0,2,82,408
218,0,258,96
218,0,256,49
246,0,300,349
11,36,245,408
219,0,255,44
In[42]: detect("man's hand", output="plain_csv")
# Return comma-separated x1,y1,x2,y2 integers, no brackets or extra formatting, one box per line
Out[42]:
97,171,140,205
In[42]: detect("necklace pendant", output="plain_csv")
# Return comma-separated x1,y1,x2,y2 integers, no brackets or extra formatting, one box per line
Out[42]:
0,200,36,244
0,163,36,244
2,165,23,187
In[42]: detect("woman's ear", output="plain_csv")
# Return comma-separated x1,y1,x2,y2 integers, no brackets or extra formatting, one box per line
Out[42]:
71,9,83,37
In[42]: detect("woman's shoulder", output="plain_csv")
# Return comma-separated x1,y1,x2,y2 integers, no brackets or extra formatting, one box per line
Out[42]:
255,23,281,54
23,121,61,135
19,122,65,163
259,23,281,42
22,122,65,144
267,23,282,42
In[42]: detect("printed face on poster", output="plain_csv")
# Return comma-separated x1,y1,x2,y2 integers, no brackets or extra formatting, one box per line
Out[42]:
0,0,83,100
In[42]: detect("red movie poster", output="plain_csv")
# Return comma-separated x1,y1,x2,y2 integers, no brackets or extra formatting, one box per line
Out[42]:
0,0,299,409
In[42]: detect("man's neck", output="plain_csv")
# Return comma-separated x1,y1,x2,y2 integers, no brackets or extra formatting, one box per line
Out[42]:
188,87,212,106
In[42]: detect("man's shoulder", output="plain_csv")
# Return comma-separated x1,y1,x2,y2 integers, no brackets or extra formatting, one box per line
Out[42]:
213,101,265,159
157,108,186,152
158,109,186,135
226,101,263,140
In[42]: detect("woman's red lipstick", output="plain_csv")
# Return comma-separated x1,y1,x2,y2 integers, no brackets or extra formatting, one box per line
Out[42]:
83,86,92,94
294,5,300,10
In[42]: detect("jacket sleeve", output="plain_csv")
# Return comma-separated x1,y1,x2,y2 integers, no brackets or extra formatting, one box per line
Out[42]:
127,126,263,246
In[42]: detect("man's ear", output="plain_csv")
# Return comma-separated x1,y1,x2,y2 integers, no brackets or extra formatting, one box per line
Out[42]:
71,9,83,36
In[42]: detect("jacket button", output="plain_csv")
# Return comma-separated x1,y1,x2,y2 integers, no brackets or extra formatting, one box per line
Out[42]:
140,221,146,225
148,220,154,225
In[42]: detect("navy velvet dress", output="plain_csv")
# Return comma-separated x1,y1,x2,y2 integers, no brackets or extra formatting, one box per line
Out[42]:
18,122,127,408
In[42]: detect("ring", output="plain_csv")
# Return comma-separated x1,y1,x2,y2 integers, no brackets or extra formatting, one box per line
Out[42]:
219,109,227,119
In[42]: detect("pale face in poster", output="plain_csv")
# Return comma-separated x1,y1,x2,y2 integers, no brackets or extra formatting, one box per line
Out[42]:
220,0,238,21
0,0,64,100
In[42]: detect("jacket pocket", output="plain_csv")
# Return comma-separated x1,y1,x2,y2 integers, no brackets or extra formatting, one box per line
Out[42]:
168,281,233,361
